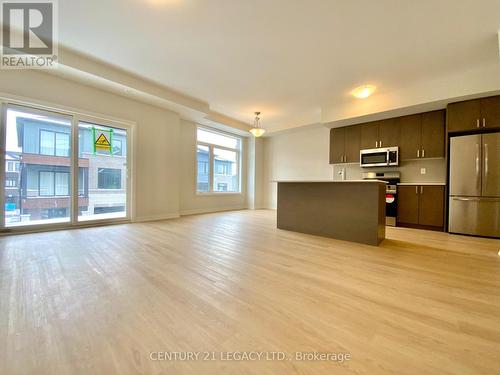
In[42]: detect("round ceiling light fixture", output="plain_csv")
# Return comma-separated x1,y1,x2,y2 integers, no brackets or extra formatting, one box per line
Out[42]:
249,111,266,137
351,84,376,99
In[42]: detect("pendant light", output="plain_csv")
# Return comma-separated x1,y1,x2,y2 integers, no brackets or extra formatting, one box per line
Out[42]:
249,111,266,137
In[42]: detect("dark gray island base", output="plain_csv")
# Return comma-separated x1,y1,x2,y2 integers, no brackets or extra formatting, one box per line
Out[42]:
277,181,386,246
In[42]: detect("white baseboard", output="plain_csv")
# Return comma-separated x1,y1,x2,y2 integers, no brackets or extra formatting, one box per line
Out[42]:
133,213,180,223
180,206,247,216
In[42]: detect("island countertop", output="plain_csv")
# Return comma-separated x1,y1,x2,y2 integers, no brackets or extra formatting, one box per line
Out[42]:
273,180,387,183
276,180,386,246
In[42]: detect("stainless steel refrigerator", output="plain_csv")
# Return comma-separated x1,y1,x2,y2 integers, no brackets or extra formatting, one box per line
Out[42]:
449,133,500,238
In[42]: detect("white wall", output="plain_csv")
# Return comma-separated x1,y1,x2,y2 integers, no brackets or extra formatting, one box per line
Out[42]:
262,125,447,209
179,120,248,215
263,125,333,208
0,69,254,221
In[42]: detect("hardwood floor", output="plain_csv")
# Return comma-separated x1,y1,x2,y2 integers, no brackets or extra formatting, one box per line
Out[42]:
1,209,499,375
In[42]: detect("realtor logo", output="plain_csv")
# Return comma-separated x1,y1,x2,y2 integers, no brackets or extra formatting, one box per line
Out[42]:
1,0,58,68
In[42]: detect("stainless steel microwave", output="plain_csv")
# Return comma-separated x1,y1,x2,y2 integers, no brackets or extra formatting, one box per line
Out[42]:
360,147,399,167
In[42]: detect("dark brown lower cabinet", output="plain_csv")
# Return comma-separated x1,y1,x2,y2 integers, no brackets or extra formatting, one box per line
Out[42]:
397,185,445,231
397,186,419,225
418,186,445,227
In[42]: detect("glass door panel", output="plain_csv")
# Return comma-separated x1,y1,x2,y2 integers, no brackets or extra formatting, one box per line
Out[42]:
77,121,128,221
4,106,72,227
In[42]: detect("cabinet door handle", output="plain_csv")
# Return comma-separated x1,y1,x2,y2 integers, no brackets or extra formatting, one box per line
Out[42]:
476,119,480,128
415,186,418,194
422,149,425,158
380,140,383,147
420,186,424,194
417,149,420,158
375,141,378,147
483,118,486,128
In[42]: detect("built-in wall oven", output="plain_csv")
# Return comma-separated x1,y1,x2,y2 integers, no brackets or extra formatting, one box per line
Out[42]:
362,172,400,226
360,147,399,167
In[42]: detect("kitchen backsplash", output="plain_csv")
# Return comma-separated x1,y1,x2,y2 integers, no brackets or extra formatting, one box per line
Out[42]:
332,158,446,183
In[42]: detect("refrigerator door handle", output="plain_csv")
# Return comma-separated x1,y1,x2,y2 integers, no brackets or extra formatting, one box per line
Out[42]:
452,197,500,202
475,143,481,192
484,143,488,188
452,197,481,201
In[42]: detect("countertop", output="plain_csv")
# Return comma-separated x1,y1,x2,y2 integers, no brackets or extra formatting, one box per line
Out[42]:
397,182,446,186
274,180,387,183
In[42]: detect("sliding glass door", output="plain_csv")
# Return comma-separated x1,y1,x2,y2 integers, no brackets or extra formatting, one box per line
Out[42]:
3,106,73,227
78,121,128,221
1,103,130,230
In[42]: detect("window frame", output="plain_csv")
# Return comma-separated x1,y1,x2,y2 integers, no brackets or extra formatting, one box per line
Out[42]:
0,98,134,234
196,126,242,195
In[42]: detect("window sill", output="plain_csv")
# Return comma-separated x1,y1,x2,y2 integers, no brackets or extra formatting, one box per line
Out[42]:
196,192,243,196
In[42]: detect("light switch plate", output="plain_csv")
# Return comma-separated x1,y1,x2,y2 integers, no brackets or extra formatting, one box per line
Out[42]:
420,168,426,175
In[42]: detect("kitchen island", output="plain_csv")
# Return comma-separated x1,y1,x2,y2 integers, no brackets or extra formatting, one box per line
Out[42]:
276,180,386,246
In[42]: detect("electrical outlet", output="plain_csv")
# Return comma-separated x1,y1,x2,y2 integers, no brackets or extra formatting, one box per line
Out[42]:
420,168,426,175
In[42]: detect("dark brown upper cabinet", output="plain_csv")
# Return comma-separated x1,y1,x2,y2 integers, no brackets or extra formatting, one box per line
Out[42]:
480,96,500,129
398,114,422,160
360,119,400,150
360,121,379,150
329,127,345,164
399,110,445,160
378,118,400,148
344,125,361,163
447,100,480,132
329,125,361,164
447,95,500,132
420,110,445,158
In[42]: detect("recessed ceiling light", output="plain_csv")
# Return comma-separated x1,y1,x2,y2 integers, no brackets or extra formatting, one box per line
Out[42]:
351,85,376,99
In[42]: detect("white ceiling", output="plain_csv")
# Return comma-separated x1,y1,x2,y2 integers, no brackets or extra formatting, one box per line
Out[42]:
59,0,500,131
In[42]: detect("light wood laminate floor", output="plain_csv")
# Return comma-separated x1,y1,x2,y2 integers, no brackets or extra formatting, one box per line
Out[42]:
1,210,499,375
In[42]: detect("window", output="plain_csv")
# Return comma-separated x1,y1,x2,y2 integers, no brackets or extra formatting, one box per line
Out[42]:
198,161,208,174
196,128,241,193
55,172,70,196
39,171,69,196
5,178,16,187
216,163,230,175
40,131,54,155
78,168,86,196
39,172,54,196
196,145,210,192
217,183,228,191
40,130,70,156
98,168,122,189
113,139,123,156
55,133,70,156
5,161,18,172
